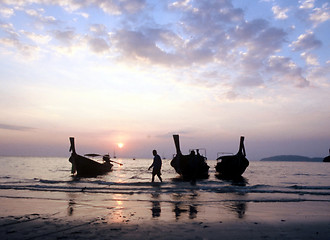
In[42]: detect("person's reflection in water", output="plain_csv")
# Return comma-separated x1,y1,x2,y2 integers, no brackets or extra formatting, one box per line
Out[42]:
225,199,247,219
151,201,161,218
151,192,161,218
217,176,248,219
189,205,198,219
67,199,75,216
234,202,246,218
230,177,248,218
173,202,187,220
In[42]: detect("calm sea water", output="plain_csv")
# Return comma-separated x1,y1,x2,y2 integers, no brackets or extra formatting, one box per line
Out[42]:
1,156,330,221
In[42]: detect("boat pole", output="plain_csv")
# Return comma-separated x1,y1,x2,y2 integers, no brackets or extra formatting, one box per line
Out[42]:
237,136,246,156
173,135,182,155
69,137,77,174
69,137,76,155
109,160,123,166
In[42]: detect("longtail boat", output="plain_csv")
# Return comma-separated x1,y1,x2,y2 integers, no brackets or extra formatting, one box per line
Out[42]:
69,137,113,177
170,135,209,179
215,136,249,178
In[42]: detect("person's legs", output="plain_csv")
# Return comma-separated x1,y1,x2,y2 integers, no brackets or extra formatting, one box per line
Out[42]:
152,173,155,182
157,173,162,182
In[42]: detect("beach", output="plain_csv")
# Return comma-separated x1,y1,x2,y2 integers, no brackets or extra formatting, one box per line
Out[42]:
1,157,330,239
1,193,330,239
1,199,330,239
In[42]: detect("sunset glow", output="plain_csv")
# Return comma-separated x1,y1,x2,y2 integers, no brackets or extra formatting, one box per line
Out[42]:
0,0,329,159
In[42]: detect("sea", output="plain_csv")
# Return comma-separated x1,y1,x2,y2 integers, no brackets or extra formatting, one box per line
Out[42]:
1,156,330,223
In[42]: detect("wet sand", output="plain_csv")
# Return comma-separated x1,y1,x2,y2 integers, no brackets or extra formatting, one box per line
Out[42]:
1,215,329,240
1,197,330,240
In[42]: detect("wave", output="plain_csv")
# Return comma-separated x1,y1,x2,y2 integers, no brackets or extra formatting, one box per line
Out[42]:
289,185,330,190
1,181,330,197
0,194,329,204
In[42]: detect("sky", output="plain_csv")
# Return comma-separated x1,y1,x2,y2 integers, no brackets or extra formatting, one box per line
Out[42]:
0,0,329,160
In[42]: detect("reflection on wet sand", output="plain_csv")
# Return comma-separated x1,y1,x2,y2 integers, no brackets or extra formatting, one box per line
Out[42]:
171,190,199,220
151,192,161,218
217,176,249,219
66,192,79,217
189,205,198,219
67,199,75,216
228,201,246,219
151,201,161,217
173,202,188,219
65,177,250,222
173,203,198,220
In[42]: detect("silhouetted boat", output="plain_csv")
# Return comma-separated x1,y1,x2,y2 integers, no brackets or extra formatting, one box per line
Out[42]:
324,149,330,162
215,136,249,178
69,137,113,177
170,135,209,179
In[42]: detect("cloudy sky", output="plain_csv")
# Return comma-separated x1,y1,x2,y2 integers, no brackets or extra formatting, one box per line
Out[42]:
0,0,329,160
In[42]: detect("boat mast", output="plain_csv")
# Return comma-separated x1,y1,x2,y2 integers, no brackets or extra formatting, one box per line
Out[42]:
69,137,76,155
173,135,182,155
237,136,246,156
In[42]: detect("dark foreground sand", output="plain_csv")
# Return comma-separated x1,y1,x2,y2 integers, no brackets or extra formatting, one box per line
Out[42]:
1,197,330,239
1,213,330,240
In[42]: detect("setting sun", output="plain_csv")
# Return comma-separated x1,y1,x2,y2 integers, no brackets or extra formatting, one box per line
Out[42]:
117,143,124,148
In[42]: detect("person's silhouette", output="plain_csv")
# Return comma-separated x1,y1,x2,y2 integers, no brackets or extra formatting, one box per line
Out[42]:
148,150,163,182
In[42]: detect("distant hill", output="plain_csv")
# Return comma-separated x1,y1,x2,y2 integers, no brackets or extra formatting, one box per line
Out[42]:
260,155,323,162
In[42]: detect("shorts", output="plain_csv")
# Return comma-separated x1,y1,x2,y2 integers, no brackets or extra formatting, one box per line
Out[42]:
152,168,161,175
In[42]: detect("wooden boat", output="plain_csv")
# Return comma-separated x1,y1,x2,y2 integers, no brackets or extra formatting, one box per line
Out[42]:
170,135,209,179
215,136,249,178
69,137,113,177
323,149,330,162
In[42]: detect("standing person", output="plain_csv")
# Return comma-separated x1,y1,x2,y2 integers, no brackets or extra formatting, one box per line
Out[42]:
189,150,198,185
148,150,162,182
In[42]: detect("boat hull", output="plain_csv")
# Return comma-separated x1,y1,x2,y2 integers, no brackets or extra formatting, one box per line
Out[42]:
215,154,249,178
171,154,209,179
69,154,113,177
324,156,330,162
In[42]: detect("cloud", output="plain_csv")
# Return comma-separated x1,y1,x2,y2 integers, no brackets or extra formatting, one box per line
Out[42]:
299,0,315,9
236,26,287,70
228,23,287,89
231,19,269,40
235,73,264,88
25,8,58,26
301,52,319,66
0,123,35,131
0,6,14,18
309,3,330,27
267,56,309,88
170,0,193,11
52,28,77,45
178,0,244,34
0,0,327,94
1,0,146,16
114,29,176,65
86,24,111,53
89,24,108,37
99,0,146,15
297,1,329,28
291,31,322,51
88,37,110,53
0,22,39,57
21,30,51,44
272,5,289,20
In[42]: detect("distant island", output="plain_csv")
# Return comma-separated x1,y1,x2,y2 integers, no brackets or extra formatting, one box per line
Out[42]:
260,155,323,162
